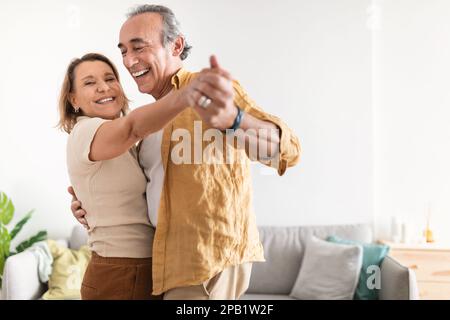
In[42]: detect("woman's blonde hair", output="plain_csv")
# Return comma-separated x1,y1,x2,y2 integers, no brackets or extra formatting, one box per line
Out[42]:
57,53,129,133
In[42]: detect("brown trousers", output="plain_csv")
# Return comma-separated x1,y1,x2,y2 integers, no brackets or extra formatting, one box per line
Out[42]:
81,252,162,300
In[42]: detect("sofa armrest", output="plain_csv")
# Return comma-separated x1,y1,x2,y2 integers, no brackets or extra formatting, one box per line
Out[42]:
379,255,419,300
1,251,47,300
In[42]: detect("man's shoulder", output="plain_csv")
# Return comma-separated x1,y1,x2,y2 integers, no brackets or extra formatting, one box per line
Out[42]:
178,69,198,87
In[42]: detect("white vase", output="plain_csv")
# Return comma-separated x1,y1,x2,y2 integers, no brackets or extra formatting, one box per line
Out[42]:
391,216,402,243
401,223,411,243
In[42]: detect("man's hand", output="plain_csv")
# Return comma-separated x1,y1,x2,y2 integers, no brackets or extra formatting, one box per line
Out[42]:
192,56,282,166
192,55,238,131
68,186,89,229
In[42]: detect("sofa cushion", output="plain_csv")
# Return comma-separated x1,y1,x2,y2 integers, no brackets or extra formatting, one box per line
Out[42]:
247,224,372,294
290,235,362,300
327,235,390,300
41,240,91,300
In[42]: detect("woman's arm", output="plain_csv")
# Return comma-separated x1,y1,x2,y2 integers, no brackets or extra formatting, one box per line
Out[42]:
89,88,194,161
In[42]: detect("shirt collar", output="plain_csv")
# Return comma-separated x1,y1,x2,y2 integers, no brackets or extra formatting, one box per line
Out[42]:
170,68,190,89
76,115,89,123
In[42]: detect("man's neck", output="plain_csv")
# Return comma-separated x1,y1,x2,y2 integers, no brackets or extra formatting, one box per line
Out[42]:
152,76,174,101
152,65,183,101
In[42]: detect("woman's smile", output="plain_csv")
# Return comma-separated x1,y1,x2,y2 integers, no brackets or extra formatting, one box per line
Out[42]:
95,96,116,105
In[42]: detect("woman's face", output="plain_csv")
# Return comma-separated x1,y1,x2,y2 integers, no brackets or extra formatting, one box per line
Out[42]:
70,60,125,119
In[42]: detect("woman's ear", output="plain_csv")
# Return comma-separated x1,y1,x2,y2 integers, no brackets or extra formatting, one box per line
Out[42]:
69,94,77,108
172,36,185,57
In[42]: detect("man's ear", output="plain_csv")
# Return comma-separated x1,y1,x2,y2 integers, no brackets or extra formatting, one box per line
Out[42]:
172,36,185,58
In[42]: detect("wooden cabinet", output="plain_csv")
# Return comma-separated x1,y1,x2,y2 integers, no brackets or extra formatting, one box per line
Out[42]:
379,241,450,300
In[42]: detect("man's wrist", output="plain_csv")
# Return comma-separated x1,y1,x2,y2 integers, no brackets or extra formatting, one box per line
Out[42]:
226,106,244,132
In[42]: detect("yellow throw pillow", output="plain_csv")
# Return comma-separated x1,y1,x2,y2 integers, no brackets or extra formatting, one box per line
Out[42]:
42,239,91,300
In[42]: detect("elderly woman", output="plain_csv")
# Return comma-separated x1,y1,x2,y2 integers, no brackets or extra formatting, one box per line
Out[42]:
58,53,211,300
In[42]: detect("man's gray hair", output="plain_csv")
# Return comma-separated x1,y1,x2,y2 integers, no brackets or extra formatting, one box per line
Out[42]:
127,4,192,60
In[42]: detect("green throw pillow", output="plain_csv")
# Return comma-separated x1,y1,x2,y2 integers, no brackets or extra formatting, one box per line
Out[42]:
326,235,389,300
42,239,91,300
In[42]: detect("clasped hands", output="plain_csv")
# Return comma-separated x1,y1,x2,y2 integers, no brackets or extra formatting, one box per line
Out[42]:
182,55,238,131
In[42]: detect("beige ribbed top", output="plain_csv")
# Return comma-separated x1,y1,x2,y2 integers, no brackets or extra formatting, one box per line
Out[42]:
66,116,154,258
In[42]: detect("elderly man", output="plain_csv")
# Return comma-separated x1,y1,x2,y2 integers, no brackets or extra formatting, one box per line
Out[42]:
70,4,300,300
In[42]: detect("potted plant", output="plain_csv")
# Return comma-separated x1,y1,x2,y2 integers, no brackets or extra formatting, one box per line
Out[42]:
0,191,47,287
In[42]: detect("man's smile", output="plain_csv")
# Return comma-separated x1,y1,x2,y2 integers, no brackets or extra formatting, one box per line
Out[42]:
132,68,150,78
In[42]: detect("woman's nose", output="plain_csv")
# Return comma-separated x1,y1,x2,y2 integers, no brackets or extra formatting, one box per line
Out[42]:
97,81,110,92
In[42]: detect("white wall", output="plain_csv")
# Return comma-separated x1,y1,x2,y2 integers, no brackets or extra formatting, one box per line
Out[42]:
0,0,374,246
374,0,450,242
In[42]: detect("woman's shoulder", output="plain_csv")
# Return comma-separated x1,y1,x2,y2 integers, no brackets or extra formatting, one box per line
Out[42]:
67,116,110,154
73,116,106,129
70,116,108,138
67,116,110,167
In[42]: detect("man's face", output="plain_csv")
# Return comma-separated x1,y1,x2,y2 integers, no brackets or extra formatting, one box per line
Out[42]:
118,13,176,96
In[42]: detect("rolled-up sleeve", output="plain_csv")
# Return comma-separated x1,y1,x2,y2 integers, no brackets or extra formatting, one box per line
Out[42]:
232,80,301,175
68,117,109,166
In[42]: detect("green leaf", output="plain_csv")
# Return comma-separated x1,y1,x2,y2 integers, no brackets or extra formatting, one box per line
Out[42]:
0,226,8,278
0,225,11,258
0,192,15,225
0,229,4,258
10,210,34,240
0,239,4,276
0,260,4,284
15,230,47,253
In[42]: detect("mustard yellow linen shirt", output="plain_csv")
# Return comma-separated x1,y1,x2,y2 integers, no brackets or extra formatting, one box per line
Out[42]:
151,68,301,295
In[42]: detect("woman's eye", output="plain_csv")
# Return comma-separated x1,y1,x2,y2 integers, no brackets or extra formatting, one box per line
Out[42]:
106,78,116,82
85,82,94,86
134,47,144,52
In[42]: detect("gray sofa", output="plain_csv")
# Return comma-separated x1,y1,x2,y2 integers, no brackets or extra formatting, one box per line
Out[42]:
241,224,418,300
1,224,418,300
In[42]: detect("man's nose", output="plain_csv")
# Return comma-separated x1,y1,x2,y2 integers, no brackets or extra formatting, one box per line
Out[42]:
123,53,139,69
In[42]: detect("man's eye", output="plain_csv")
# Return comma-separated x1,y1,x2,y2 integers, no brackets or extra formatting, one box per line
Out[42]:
85,82,95,86
106,78,116,82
